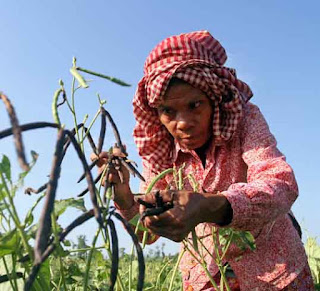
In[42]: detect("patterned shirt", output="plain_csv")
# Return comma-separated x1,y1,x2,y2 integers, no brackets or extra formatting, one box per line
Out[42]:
119,103,309,290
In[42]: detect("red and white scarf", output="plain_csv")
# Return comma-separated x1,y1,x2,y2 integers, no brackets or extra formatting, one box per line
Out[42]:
133,30,253,173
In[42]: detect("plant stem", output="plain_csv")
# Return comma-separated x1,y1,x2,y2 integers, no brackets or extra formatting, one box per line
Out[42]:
79,108,101,146
83,228,100,291
51,215,67,291
212,228,231,291
183,242,219,290
2,257,17,291
168,249,185,291
70,76,81,145
0,172,33,258
68,245,106,253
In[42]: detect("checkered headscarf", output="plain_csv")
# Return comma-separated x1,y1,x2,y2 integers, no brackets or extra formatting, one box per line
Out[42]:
133,31,253,173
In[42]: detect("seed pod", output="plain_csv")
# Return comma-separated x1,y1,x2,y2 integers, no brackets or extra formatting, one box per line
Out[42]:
52,87,63,126
107,218,119,291
70,67,89,88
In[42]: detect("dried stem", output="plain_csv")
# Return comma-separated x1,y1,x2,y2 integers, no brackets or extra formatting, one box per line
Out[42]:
108,218,119,290
0,122,59,139
64,130,103,226
0,94,29,171
112,212,145,291
77,171,103,197
97,107,107,154
34,128,65,264
0,272,24,283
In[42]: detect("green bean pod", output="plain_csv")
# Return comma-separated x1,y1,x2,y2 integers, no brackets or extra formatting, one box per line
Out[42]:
52,88,63,126
70,67,89,88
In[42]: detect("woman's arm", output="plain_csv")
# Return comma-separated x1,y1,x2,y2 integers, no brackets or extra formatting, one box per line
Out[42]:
140,103,298,240
222,103,298,231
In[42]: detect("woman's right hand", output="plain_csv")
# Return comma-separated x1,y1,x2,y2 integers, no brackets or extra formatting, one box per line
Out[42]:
90,147,134,210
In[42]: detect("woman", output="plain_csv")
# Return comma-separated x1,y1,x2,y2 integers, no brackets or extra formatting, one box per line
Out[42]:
96,31,314,290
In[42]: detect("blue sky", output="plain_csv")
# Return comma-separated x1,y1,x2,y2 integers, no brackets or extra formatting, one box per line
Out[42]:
1,1,319,254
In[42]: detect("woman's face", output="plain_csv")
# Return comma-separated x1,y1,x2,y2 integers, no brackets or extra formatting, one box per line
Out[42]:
157,81,213,150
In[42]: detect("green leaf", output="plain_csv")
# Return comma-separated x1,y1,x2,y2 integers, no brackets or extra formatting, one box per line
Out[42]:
0,155,11,182
38,259,51,289
53,243,69,257
24,192,46,227
0,230,21,258
63,239,71,247
91,249,104,267
25,224,39,239
305,237,320,284
129,214,148,231
239,231,256,251
0,188,7,202
54,197,87,217
0,256,24,290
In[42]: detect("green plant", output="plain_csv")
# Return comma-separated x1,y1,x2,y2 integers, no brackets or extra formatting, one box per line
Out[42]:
0,60,145,290
130,165,256,291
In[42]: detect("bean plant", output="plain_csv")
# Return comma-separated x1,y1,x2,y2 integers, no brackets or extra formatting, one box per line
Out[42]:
1,58,319,291
0,59,145,291
130,165,256,291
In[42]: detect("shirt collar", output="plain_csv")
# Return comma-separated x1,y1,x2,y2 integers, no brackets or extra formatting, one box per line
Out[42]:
172,139,216,163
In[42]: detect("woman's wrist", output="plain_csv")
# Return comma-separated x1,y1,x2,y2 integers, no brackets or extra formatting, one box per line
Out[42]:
198,193,233,225
113,183,134,210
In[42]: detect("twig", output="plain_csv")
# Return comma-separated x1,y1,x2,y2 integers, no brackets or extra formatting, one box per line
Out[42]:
108,218,119,290
112,211,145,291
0,94,29,171
0,122,59,139
24,184,47,195
77,171,103,197
0,272,24,283
77,159,98,183
97,107,107,154
34,128,65,264
104,109,126,155
64,130,103,226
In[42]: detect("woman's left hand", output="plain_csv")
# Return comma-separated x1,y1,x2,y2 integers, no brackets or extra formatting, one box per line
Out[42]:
139,190,204,242
139,190,232,242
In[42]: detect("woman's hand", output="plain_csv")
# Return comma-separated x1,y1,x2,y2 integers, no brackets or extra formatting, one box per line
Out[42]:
139,190,232,242
90,147,134,209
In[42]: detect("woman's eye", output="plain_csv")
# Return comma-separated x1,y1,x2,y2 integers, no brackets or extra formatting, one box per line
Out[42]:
190,101,201,109
158,107,174,116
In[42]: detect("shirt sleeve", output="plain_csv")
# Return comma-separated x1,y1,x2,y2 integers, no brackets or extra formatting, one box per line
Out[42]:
115,160,168,244
223,103,298,231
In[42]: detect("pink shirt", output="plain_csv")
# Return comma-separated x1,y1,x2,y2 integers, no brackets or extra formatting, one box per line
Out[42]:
119,103,309,290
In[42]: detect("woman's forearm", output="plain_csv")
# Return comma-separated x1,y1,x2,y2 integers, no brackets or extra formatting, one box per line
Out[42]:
198,193,233,226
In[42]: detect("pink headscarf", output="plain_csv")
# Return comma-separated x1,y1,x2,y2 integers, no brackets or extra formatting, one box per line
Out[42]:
133,31,253,173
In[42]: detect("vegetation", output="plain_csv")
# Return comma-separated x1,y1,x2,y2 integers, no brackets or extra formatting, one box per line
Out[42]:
0,60,319,290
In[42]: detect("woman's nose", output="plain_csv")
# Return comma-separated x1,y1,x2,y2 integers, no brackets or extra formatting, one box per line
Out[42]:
176,112,194,131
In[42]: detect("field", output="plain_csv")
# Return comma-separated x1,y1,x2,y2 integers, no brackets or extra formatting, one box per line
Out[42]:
1,62,319,290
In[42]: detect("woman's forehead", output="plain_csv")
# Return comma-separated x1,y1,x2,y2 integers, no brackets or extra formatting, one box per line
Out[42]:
161,82,208,104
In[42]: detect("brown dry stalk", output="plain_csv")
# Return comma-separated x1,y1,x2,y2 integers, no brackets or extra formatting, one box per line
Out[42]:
108,218,119,290
24,183,48,195
77,171,103,197
103,108,127,155
0,122,59,139
34,128,65,264
112,211,145,291
64,130,103,227
0,272,24,283
77,159,98,183
97,107,107,154
0,93,29,171
25,209,97,289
